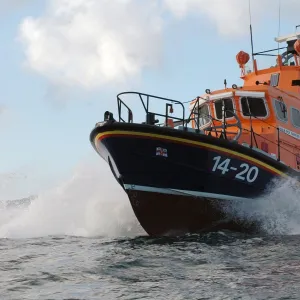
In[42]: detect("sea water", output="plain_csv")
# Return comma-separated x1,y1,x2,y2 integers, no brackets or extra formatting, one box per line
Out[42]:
1,161,300,299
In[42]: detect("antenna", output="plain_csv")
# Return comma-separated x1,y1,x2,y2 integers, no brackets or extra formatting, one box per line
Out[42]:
248,0,254,61
277,0,281,55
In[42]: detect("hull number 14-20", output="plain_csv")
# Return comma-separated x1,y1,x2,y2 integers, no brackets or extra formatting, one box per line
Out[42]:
212,156,259,183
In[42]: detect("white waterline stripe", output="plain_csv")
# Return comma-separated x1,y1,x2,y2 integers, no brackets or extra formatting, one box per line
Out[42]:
123,184,250,202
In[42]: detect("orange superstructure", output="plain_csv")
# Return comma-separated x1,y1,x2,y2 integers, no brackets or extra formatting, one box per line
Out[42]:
190,31,300,170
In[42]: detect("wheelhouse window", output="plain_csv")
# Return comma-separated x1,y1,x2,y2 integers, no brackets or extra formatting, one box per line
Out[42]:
214,98,234,119
194,104,210,127
291,107,300,128
240,97,268,117
273,98,288,122
270,73,280,87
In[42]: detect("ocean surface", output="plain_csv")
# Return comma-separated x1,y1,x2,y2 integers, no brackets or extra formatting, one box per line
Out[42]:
1,164,300,299
1,233,300,299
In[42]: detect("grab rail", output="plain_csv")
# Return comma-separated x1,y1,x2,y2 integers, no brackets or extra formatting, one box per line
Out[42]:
117,92,185,126
189,98,299,163
114,91,300,165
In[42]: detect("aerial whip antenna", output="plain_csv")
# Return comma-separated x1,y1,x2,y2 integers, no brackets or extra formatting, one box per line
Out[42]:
248,0,254,61
277,0,281,55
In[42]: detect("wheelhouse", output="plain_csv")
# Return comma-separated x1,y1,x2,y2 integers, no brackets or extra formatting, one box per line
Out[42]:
190,90,272,134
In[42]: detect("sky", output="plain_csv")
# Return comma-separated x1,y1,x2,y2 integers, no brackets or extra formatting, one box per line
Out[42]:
1,0,300,200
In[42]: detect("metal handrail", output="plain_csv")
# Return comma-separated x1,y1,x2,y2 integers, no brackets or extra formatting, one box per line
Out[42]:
117,97,133,123
191,107,299,163
114,92,300,164
117,91,185,126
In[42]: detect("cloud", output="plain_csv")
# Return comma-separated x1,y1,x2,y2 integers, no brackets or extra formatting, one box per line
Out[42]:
163,0,300,37
19,0,163,89
163,0,249,37
19,0,300,90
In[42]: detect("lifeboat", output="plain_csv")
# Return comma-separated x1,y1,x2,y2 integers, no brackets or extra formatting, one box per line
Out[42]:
90,29,300,236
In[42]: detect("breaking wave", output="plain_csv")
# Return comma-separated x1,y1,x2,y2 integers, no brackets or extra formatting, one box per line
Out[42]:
0,159,144,239
223,177,300,235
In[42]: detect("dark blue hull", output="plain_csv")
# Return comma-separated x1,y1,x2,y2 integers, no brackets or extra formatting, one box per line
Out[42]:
90,122,297,236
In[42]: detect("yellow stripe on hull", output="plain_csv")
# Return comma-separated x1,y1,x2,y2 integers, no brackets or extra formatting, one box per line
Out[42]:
95,130,287,178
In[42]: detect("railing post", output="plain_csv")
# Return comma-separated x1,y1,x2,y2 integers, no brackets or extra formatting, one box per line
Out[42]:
117,98,121,122
250,116,253,148
128,109,133,123
277,127,281,161
222,101,225,138
246,97,253,148
146,95,149,113
197,98,200,132
165,103,169,126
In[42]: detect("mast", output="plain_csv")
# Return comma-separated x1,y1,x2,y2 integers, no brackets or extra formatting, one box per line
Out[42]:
248,0,254,62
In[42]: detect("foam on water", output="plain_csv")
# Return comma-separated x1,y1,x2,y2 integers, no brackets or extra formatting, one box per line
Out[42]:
223,177,300,235
0,159,144,239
